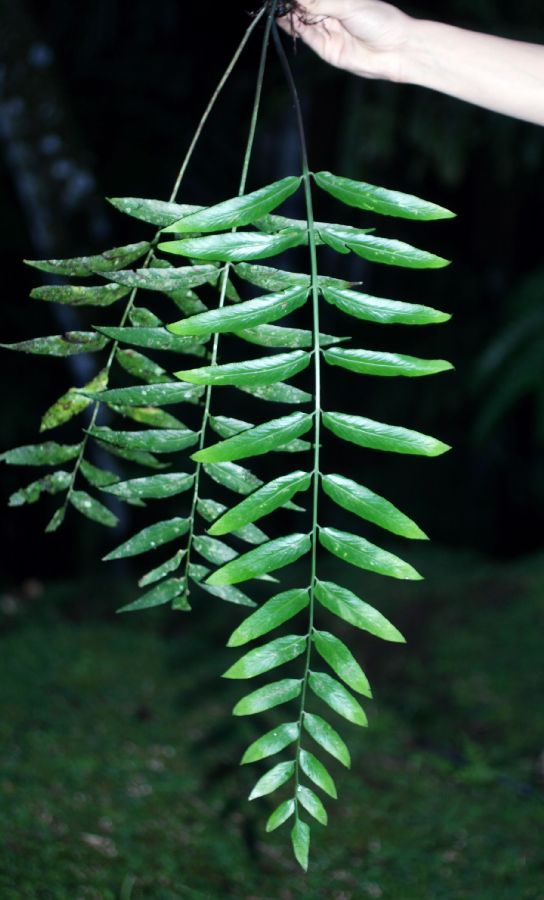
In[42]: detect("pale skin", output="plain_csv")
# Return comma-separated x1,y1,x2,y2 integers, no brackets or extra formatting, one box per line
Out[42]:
278,0,544,126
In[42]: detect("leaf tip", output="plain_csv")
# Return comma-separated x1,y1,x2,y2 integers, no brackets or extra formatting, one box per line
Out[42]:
406,569,424,582
226,630,243,648
436,441,452,456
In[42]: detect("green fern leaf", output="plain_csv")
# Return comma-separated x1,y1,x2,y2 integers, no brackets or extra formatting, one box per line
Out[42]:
193,413,312,464
158,230,305,262
70,490,118,528
322,474,428,540
41,369,108,432
8,471,71,507
313,630,372,697
296,786,328,826
309,671,368,727
236,323,347,349
209,471,311,536
266,799,295,832
110,405,188,430
168,286,308,336
235,262,351,292
241,722,300,764
30,283,130,307
101,473,194,502
320,224,450,269
174,350,310,388
103,518,189,561
139,550,185,588
291,820,310,872
118,577,187,613
314,171,455,221
103,264,218,292
93,440,169,471
315,581,405,643
209,416,309,453
233,680,303,716
108,197,202,227
96,325,207,354
116,350,171,385
303,713,351,768
322,285,451,325
299,750,337,800
84,383,204,407
24,241,150,276
319,526,422,581
163,176,302,233
0,442,81,466
324,347,453,378
80,460,119,489
207,534,311,586
227,588,310,647
1,333,108,357
248,761,296,800
237,382,312,405
87,427,198,454
323,411,451,457
224,635,307,680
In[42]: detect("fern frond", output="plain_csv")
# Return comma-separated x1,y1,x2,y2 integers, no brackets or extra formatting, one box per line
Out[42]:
1,1,456,871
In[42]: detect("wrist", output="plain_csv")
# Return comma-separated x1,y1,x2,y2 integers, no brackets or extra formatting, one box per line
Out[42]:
352,13,421,85
396,18,443,87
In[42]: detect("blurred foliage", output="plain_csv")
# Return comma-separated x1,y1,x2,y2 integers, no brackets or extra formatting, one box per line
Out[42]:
1,548,543,897
473,266,544,443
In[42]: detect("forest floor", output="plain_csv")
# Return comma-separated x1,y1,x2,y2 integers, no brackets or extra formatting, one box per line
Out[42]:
0,547,543,899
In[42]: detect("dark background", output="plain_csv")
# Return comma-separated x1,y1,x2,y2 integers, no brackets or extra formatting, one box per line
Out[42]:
1,2,543,897
2,0,544,575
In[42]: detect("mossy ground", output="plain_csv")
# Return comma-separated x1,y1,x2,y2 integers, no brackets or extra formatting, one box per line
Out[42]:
1,549,543,899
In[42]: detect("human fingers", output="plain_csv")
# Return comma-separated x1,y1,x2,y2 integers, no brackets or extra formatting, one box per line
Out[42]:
277,12,347,61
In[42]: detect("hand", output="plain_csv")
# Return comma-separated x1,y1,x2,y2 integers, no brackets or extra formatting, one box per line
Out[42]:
278,0,413,82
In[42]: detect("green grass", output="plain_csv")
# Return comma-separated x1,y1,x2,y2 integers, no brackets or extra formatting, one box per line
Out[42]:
0,549,543,898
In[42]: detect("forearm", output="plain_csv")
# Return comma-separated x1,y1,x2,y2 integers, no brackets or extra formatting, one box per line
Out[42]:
401,19,544,126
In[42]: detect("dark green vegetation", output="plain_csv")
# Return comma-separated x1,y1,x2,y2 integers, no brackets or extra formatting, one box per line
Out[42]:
1,549,543,898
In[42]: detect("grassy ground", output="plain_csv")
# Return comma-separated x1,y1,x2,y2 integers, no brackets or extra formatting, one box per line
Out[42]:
0,548,543,899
